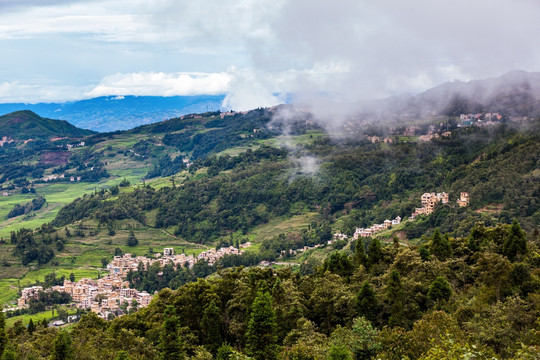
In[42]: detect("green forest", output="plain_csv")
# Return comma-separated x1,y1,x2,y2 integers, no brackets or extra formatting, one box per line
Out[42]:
1,221,540,359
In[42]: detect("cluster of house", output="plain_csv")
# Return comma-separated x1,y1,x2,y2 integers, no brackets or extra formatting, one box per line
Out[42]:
411,192,450,219
42,174,82,182
410,192,469,220
459,113,502,127
66,141,85,149
108,244,251,278
15,245,256,319
17,275,153,320
353,216,402,239
418,131,452,142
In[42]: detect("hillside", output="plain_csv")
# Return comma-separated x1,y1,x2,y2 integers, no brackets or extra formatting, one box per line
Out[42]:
0,107,538,359
364,70,540,119
0,110,94,139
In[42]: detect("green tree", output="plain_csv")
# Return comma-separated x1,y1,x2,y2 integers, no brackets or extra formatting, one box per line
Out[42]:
502,219,528,261
0,312,6,358
245,291,278,360
353,239,367,267
386,270,404,327
101,258,109,268
367,238,382,267
427,277,452,305
429,229,451,261
69,273,75,282
418,245,430,261
158,306,191,359
27,319,35,335
51,330,74,360
356,281,378,324
216,344,234,360
322,251,354,278
330,317,380,360
201,300,222,353
113,351,130,360
126,231,138,247
0,344,17,360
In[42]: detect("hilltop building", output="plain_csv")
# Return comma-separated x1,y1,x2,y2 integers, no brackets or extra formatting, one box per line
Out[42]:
457,192,470,207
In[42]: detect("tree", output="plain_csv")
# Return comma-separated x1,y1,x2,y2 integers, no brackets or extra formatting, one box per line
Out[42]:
427,277,452,305
419,245,430,262
158,306,188,360
51,330,74,360
201,300,222,353
386,270,404,328
113,351,130,360
429,229,451,261
367,238,382,267
101,258,109,268
329,317,380,360
0,344,17,360
114,247,123,256
216,344,234,360
27,319,35,335
126,231,138,247
245,291,278,360
69,273,75,282
322,251,354,278
353,239,367,267
0,312,6,358
356,281,378,324
502,219,528,261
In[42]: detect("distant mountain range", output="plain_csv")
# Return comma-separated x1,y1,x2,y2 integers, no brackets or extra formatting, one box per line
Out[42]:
368,70,540,118
0,110,95,139
0,95,226,132
0,71,539,133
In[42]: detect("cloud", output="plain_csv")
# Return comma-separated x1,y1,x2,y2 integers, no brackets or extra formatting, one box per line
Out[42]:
85,72,232,98
0,81,88,103
0,0,539,111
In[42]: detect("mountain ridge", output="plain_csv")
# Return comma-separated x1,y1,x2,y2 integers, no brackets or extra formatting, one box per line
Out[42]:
0,95,226,132
0,110,94,139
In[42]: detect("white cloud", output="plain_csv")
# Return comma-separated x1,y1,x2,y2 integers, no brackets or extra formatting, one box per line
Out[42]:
85,72,232,98
0,0,539,110
0,81,88,103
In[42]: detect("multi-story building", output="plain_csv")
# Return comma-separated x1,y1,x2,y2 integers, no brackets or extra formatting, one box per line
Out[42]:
457,192,469,207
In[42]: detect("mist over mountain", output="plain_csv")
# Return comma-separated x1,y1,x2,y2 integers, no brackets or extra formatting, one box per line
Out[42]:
0,95,226,132
366,70,540,119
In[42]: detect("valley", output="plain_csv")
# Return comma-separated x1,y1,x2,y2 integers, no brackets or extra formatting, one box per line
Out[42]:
0,90,538,359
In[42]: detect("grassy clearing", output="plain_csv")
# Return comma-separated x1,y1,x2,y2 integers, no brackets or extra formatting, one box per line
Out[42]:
247,212,318,243
0,166,149,238
5,307,77,327
0,280,19,305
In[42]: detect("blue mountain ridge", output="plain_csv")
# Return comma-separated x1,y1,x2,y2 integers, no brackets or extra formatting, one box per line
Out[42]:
0,95,226,132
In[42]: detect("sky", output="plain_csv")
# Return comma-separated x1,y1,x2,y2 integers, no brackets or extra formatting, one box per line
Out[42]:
0,0,539,110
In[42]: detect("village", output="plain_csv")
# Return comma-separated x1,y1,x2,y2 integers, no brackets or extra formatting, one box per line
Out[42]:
14,190,470,321
16,243,251,321
331,191,469,242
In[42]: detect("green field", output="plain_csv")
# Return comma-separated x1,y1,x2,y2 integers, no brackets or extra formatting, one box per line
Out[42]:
5,307,77,328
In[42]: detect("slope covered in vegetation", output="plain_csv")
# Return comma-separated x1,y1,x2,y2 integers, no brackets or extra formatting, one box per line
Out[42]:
1,221,539,359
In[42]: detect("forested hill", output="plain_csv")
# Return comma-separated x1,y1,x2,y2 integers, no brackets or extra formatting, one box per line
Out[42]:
53,120,540,243
3,220,539,359
1,114,539,358
0,110,95,139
